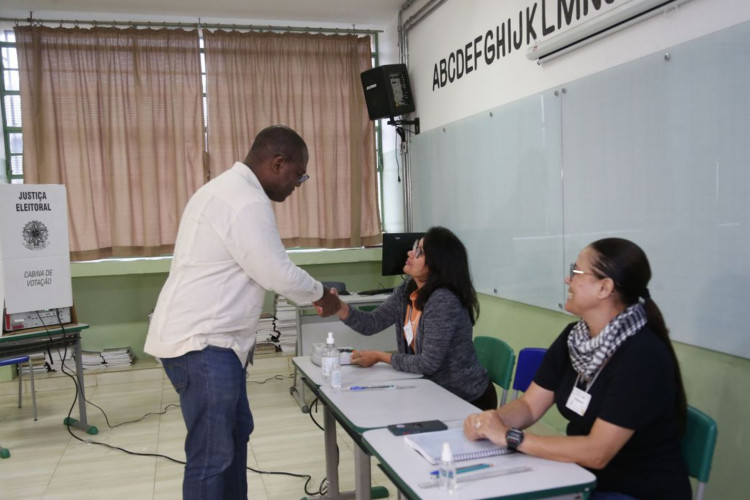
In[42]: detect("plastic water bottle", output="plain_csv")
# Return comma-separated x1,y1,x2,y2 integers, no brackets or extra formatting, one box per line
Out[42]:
321,332,338,380
329,353,342,391
438,442,457,493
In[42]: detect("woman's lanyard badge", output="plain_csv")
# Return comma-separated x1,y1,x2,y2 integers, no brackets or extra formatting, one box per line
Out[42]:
566,380,592,416
566,362,607,417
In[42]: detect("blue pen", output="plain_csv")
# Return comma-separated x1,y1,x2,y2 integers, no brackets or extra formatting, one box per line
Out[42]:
430,463,492,476
347,384,396,391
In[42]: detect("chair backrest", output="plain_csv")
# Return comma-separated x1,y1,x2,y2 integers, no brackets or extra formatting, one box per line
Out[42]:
473,336,515,405
512,347,547,399
681,405,718,500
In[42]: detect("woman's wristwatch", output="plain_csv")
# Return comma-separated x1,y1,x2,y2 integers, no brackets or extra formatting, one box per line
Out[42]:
506,428,524,451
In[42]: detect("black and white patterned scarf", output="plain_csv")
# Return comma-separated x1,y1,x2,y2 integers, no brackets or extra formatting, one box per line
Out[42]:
567,303,647,382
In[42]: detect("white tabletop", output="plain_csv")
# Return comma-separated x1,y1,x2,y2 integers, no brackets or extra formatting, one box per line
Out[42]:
363,422,596,500
293,356,422,387
319,378,479,431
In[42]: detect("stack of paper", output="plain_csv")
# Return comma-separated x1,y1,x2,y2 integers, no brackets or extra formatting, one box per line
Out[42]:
255,313,281,353
101,347,135,367
18,352,49,375
45,348,76,373
81,350,106,370
274,295,297,353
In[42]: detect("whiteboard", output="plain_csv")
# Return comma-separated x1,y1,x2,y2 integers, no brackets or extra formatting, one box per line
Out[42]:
411,90,565,310
410,20,750,358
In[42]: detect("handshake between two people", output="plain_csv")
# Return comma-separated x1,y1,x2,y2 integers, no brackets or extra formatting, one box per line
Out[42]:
312,289,378,367
313,286,346,318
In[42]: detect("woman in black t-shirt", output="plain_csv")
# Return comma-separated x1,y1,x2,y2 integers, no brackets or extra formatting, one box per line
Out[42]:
463,238,691,500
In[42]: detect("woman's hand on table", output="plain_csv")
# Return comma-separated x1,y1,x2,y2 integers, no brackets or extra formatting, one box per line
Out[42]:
350,349,382,367
464,410,509,446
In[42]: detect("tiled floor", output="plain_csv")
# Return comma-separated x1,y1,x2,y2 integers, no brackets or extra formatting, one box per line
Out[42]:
0,355,398,499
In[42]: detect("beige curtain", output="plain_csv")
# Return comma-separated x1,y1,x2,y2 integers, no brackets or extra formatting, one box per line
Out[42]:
203,30,381,248
16,26,205,260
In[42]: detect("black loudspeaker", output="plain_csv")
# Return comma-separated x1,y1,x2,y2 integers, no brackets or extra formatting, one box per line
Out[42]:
360,64,416,121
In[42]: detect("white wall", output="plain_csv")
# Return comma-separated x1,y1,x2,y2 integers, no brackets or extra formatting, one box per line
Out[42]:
404,0,750,132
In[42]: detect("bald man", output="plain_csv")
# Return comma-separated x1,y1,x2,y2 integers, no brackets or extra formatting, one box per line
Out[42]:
146,125,340,499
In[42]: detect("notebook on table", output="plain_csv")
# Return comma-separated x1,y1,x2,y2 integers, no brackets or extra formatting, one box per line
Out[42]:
403,427,512,465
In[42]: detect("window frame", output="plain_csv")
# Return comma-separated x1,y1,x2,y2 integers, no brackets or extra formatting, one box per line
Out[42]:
1,32,22,183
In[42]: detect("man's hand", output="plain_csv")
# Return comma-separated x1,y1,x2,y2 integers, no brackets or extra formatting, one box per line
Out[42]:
314,286,342,317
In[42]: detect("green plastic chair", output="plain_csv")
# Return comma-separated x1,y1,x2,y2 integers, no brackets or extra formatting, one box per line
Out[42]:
473,336,515,406
681,405,718,500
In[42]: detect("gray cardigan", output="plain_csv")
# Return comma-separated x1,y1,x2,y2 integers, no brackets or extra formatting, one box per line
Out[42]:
343,280,489,402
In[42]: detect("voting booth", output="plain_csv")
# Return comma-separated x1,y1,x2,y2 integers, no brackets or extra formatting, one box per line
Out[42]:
0,184,73,334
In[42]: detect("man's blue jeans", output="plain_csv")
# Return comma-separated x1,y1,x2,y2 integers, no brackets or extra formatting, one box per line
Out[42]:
162,347,254,499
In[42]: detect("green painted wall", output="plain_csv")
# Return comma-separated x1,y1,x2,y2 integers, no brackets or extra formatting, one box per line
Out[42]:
69,251,399,361
475,293,747,500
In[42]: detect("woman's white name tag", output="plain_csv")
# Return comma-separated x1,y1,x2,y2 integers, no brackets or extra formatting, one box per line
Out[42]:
566,386,591,416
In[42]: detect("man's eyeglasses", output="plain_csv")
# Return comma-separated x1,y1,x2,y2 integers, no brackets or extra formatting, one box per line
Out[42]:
412,239,424,259
284,156,309,184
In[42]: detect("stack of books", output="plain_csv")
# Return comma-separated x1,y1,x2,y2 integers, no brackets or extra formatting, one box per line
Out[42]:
81,350,106,370
101,347,135,367
274,295,298,353
44,347,135,371
45,348,76,373
18,352,49,375
255,313,281,354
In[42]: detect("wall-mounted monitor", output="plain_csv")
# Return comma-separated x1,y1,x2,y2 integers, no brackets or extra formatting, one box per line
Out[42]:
382,232,425,276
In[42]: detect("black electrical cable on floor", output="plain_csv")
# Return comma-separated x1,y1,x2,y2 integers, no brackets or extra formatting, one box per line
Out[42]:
63,365,328,495
308,396,341,497
308,397,325,431
86,400,181,429
35,312,328,496
89,374,290,429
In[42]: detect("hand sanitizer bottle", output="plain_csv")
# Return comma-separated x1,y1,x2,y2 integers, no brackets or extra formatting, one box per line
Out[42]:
321,332,338,380
439,442,457,493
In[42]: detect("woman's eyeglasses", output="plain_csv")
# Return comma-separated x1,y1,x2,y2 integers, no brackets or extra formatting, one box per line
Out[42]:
568,263,613,285
412,239,424,259
569,263,588,280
